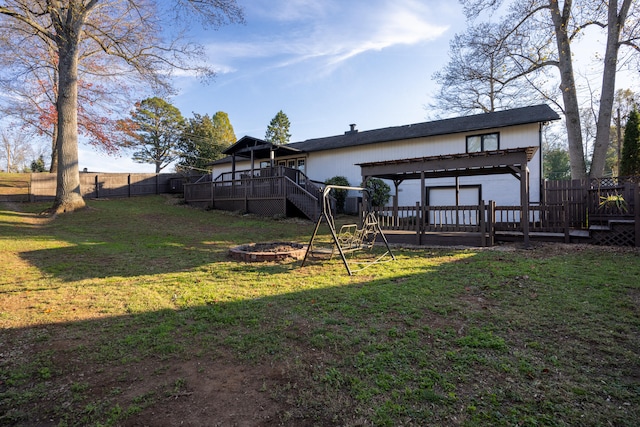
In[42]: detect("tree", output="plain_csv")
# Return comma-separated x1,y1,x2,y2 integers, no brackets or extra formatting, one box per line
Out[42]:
178,111,236,173
620,109,640,176
611,89,640,174
446,0,638,179
0,127,33,172
325,176,350,213
122,97,185,173
31,155,47,172
543,147,571,180
590,0,637,179
0,17,131,174
364,178,391,207
0,1,244,213
430,22,546,116
265,110,291,145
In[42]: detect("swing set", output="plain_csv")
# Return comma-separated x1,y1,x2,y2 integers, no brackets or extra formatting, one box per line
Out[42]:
301,184,396,275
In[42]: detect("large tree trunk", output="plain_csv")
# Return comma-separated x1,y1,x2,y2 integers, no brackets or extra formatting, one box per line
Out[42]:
590,0,632,178
550,0,587,179
49,125,58,174
52,33,85,213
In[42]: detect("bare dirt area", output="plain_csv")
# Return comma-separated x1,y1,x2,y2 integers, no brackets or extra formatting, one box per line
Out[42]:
119,359,290,427
6,327,305,427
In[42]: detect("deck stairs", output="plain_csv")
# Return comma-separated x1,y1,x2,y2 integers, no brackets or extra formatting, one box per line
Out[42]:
283,176,321,220
588,219,637,247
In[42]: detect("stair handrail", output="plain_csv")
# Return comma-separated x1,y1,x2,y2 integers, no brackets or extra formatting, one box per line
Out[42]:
283,175,319,202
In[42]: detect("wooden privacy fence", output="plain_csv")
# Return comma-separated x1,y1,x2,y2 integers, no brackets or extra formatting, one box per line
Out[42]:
372,178,640,246
543,177,639,227
30,172,182,201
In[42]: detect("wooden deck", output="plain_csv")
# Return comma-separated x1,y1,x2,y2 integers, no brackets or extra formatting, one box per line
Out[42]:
184,166,321,219
184,173,640,247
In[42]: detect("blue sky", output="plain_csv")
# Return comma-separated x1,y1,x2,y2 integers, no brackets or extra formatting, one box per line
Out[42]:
78,0,638,173
79,0,462,172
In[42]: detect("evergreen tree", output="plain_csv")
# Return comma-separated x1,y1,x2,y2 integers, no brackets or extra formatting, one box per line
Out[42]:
178,111,236,173
543,148,571,180
620,109,640,176
121,97,185,173
31,155,47,173
265,110,291,145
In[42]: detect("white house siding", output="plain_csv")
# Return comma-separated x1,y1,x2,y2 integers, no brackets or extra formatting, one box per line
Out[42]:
211,122,544,208
306,123,542,207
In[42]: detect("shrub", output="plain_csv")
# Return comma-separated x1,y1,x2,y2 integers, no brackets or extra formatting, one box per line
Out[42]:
364,178,391,207
325,176,350,213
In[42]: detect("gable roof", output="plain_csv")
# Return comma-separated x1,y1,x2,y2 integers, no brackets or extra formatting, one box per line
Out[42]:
287,104,560,153
222,135,302,159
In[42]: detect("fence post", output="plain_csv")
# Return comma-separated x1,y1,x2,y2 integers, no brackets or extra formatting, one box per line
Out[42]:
128,174,131,198
488,200,495,246
563,202,570,243
416,201,421,245
480,201,486,247
214,180,219,209
281,177,287,217
95,175,99,199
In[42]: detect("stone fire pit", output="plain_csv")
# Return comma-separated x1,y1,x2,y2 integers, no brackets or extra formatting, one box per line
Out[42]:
229,242,307,262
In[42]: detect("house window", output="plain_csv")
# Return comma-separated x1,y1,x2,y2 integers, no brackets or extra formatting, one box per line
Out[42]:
297,159,306,173
466,132,499,153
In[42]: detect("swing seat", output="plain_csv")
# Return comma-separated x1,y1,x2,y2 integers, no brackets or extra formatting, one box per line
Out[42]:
337,213,380,251
337,224,361,250
300,184,395,275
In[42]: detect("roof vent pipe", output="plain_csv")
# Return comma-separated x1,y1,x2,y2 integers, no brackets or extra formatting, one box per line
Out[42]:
345,123,358,135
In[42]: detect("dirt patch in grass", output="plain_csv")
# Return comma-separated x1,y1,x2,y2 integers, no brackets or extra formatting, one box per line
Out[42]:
3,326,303,426
110,358,290,427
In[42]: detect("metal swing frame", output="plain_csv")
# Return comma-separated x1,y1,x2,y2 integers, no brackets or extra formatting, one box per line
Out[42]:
301,184,395,275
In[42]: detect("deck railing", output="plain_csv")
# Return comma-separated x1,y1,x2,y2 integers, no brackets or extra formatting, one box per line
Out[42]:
184,166,320,218
371,201,579,243
372,203,485,233
494,203,568,233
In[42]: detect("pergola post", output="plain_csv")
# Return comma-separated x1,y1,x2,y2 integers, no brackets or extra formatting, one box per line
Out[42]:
393,180,401,227
521,164,530,247
420,171,426,244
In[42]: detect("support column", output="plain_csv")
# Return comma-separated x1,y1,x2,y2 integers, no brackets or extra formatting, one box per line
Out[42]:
521,165,530,247
455,176,460,227
393,180,400,227
420,171,426,245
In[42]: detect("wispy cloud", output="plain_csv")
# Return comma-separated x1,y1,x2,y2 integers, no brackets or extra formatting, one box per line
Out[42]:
204,0,449,76
250,0,334,22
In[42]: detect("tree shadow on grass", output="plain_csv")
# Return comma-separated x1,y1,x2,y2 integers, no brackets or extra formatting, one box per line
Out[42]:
3,252,640,426
0,252,481,426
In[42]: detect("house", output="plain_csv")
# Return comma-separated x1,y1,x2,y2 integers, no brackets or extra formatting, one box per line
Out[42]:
206,104,560,215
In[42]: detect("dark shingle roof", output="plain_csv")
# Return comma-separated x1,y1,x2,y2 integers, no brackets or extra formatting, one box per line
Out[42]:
288,104,560,153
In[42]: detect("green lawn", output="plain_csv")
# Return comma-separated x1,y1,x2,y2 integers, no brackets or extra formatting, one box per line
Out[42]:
1,195,639,426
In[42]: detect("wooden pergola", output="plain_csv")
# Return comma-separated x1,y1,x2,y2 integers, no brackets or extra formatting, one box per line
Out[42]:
358,147,539,246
